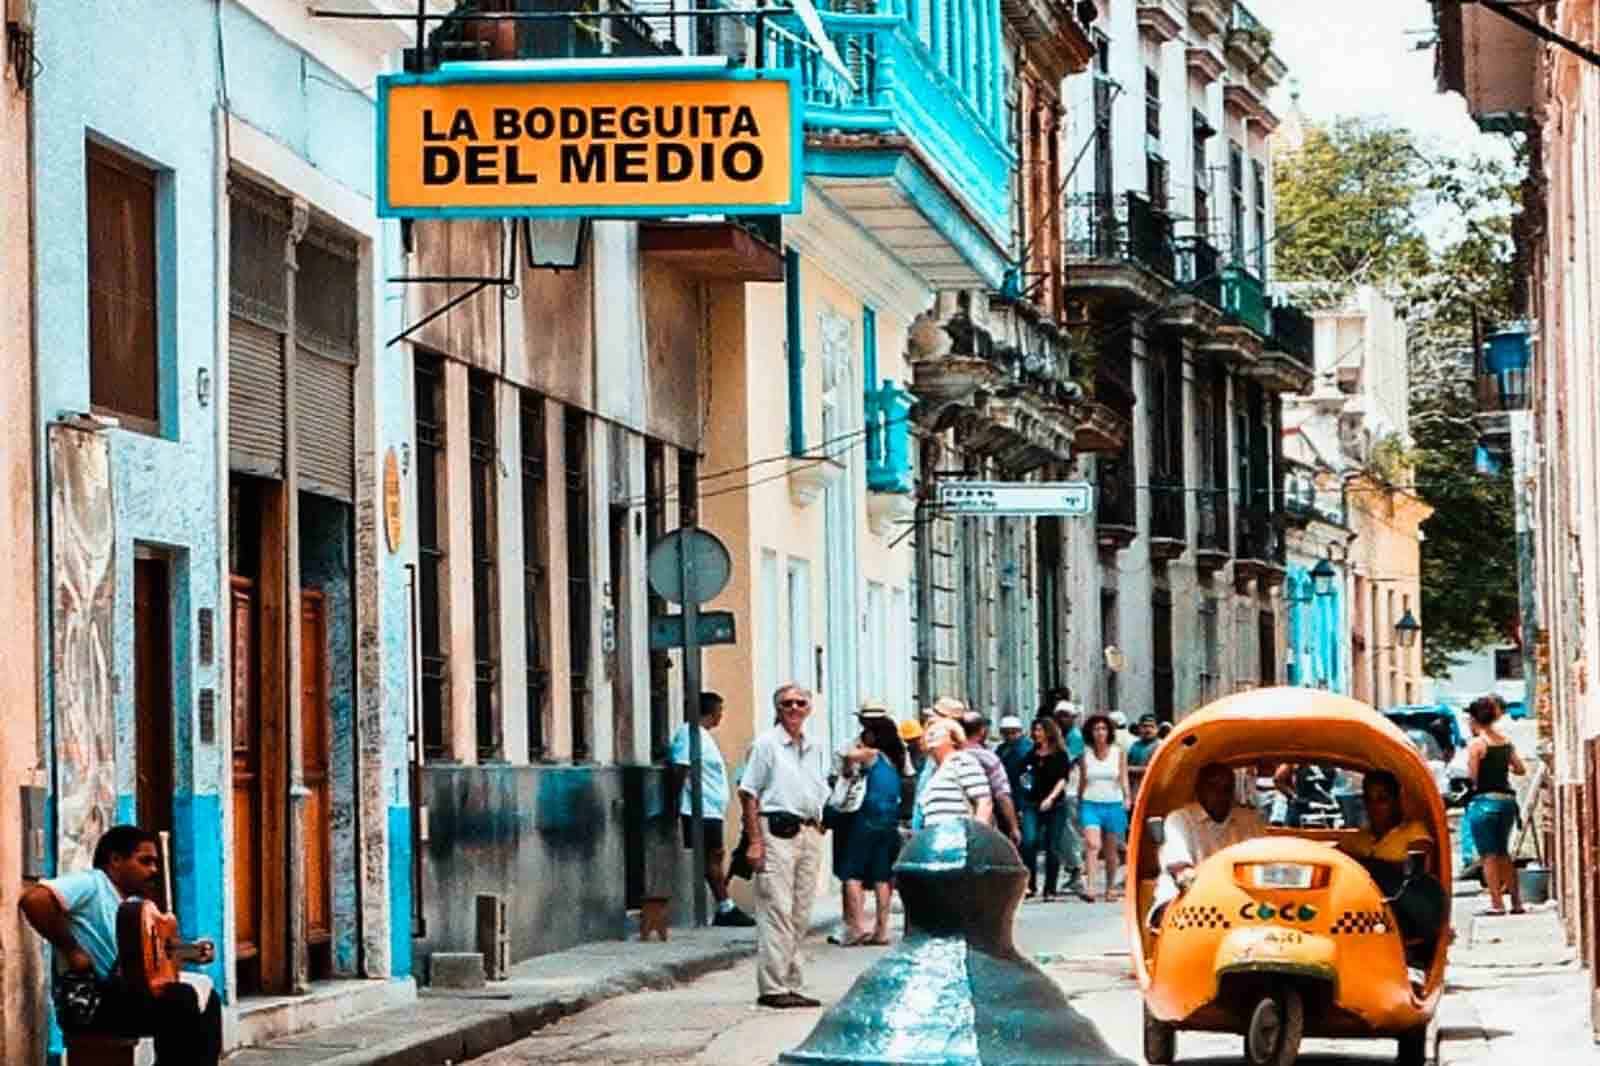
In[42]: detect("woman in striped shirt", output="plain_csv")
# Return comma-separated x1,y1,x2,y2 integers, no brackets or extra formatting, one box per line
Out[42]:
917,719,993,826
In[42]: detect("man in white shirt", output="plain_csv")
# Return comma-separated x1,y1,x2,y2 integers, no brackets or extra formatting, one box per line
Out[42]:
739,683,830,1009
670,690,756,927
1149,763,1268,928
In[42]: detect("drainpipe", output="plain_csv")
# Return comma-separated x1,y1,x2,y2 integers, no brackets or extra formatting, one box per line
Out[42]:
785,247,805,456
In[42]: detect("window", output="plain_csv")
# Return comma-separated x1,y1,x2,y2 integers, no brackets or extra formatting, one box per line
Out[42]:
645,441,670,761
468,373,500,760
520,392,550,760
1494,648,1525,681
1199,598,1220,702
1093,34,1113,204
564,407,592,762
1258,610,1277,685
1145,69,1166,208
1153,588,1174,722
1229,141,1246,264
787,558,813,688
1193,111,1213,239
1252,159,1268,278
866,582,887,703
415,353,448,759
1100,587,1118,711
87,143,160,433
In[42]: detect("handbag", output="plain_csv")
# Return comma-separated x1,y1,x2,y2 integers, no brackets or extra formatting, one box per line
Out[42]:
826,757,867,819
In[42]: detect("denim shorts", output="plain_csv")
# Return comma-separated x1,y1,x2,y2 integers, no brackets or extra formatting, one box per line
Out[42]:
1466,794,1518,858
1080,799,1129,837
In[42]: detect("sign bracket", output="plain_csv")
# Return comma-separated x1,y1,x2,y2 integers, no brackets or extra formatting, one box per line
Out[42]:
385,218,524,348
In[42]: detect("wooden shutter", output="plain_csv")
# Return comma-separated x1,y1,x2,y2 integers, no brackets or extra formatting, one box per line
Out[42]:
87,145,160,430
229,318,286,478
294,227,359,502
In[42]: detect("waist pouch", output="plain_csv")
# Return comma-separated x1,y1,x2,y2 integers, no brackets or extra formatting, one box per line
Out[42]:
767,812,804,839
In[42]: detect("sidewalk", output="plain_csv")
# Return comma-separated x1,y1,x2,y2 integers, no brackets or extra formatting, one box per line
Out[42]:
223,904,842,1066
1436,894,1598,1065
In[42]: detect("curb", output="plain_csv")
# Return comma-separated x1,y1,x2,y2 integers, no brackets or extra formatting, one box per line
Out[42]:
265,915,842,1066
1433,989,1492,1066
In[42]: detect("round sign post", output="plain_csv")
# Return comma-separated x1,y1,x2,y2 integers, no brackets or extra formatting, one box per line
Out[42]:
646,527,732,930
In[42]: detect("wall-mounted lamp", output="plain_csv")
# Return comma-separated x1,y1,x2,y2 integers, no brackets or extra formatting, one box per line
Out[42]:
522,218,589,272
1312,557,1337,598
196,367,212,408
1395,609,1421,650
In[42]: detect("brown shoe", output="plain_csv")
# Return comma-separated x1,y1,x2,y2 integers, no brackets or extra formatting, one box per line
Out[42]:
758,993,816,1009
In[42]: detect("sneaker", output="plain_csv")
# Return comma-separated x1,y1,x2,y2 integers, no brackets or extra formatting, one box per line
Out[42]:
714,906,757,928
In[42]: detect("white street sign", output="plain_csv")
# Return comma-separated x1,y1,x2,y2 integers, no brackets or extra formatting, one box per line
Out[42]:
938,481,1095,517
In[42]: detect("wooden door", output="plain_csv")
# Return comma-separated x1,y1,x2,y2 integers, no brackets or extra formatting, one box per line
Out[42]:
230,576,262,972
134,557,174,909
300,590,333,964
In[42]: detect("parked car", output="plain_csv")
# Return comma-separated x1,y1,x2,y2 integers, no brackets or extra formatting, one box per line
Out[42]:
1382,703,1465,762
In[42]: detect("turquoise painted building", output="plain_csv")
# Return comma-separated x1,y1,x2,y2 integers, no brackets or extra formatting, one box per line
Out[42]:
1285,563,1347,694
28,1,416,1056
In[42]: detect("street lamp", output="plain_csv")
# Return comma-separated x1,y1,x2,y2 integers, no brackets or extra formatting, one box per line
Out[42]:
1394,609,1421,650
1311,557,1337,598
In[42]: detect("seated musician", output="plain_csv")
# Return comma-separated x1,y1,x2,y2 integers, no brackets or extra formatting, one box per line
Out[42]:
1148,763,1269,929
1337,771,1447,970
18,825,222,1066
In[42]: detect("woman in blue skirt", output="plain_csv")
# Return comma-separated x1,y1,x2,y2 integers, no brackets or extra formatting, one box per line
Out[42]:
835,716,910,945
1464,696,1526,915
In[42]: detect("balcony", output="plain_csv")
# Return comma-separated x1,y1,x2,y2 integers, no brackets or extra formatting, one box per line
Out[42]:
864,380,917,534
1475,326,1530,453
1162,237,1225,336
1149,479,1187,562
769,0,1014,288
1001,0,1095,78
1189,0,1230,38
1195,487,1231,574
1064,192,1177,309
906,292,1077,472
1138,0,1185,44
1251,296,1315,393
1233,504,1287,591
1197,264,1267,365
1097,451,1138,552
1073,332,1135,455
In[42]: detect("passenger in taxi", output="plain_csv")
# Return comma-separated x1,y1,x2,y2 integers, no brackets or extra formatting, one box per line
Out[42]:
1148,763,1268,929
1339,770,1447,970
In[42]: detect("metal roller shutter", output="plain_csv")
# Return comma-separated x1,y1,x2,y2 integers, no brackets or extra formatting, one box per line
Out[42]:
294,346,355,502
229,317,286,478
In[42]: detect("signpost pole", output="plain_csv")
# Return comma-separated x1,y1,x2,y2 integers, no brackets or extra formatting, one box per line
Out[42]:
680,528,708,929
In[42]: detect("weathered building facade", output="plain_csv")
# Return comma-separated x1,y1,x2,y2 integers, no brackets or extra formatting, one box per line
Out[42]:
2,4,44,1062
1434,0,1600,1029
23,1,420,1056
1055,0,1308,720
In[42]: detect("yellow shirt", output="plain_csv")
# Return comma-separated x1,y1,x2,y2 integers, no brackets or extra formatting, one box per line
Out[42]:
1342,819,1433,863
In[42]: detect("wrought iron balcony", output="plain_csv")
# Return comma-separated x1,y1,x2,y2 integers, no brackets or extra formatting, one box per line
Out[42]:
1066,192,1178,281
1096,450,1138,551
1149,479,1187,560
1233,503,1287,590
1178,237,1224,310
1195,487,1230,573
1251,294,1315,392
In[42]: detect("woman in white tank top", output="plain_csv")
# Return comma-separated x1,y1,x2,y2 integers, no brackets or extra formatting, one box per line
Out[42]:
1077,714,1131,902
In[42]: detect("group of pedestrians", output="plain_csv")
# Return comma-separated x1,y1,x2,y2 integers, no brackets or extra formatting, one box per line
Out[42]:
691,681,1169,1009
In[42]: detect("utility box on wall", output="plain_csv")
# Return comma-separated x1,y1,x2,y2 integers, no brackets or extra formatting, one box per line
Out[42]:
21,783,47,879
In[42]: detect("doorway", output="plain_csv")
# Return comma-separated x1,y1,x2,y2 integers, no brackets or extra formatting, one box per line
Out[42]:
134,553,175,911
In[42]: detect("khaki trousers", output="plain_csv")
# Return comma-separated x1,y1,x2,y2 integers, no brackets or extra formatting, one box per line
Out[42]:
754,825,823,996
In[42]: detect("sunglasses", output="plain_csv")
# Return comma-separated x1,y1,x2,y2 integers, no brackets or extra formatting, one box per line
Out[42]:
779,699,810,708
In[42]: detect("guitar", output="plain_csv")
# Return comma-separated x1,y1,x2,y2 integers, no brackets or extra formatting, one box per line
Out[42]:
114,830,216,999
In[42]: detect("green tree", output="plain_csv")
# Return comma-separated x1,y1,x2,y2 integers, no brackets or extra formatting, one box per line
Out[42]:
1275,118,1523,677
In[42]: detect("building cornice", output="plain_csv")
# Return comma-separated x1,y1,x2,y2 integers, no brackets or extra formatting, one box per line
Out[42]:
784,180,934,326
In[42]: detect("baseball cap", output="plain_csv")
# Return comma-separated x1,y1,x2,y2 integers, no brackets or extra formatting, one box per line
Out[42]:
1138,713,1158,726
898,719,924,741
998,715,1024,731
1053,700,1079,717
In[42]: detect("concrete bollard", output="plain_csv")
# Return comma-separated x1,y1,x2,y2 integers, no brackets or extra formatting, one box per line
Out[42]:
780,819,1135,1065
429,951,487,990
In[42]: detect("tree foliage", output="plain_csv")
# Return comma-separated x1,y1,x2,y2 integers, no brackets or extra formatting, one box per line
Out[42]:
1274,118,1522,677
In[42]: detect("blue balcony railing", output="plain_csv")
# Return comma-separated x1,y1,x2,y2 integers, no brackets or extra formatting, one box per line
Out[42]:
865,380,915,494
762,3,1013,239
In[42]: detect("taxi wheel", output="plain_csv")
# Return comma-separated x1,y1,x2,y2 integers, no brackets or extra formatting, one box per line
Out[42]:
1244,986,1304,1066
1142,1005,1176,1065
1396,1024,1428,1066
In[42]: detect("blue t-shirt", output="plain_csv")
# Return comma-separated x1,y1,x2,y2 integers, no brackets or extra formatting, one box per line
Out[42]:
670,723,729,818
43,869,122,980
1065,726,1085,761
